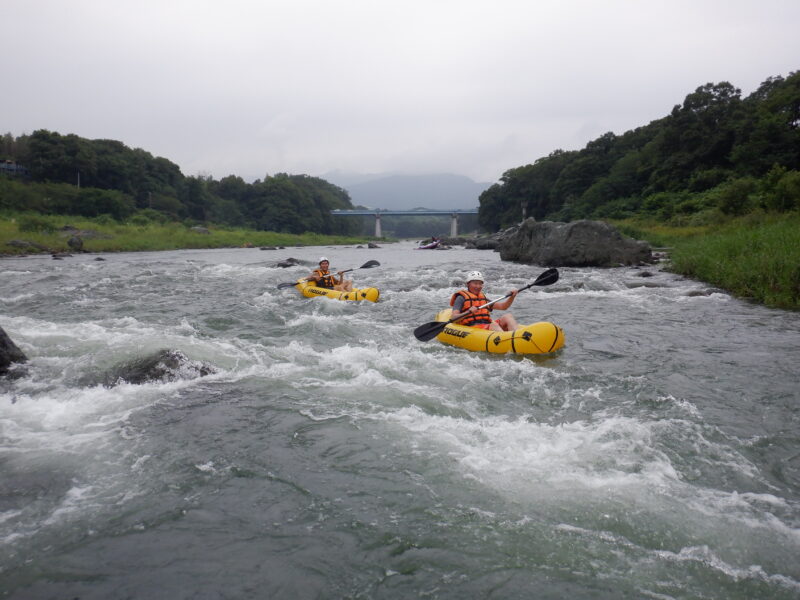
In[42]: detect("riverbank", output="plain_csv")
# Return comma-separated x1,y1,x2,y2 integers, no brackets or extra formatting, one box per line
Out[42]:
615,212,800,310
0,213,376,255
4,211,798,310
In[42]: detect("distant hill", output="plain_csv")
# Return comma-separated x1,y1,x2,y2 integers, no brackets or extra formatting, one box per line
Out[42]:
322,171,492,210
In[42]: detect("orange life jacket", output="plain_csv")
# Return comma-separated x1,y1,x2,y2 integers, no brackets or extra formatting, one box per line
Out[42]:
313,269,336,289
450,290,493,325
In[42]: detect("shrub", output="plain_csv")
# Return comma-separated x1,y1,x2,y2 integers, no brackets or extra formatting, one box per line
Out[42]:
765,169,800,212
93,214,117,225
127,214,152,227
716,177,757,215
131,208,169,224
18,214,57,233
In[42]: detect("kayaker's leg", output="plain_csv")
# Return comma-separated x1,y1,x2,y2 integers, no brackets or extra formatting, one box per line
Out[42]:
497,314,518,331
334,281,354,292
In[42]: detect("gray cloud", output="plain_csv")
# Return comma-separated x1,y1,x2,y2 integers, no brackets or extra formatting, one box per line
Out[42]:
5,0,799,183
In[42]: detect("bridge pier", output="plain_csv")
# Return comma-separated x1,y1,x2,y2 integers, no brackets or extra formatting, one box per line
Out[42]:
374,214,382,237
450,214,458,237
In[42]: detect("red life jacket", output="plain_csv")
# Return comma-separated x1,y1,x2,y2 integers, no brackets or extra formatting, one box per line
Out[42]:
450,290,492,325
313,269,335,289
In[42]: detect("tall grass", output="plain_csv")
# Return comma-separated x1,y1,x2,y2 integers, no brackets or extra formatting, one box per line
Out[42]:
0,213,375,255
668,214,800,309
612,217,711,247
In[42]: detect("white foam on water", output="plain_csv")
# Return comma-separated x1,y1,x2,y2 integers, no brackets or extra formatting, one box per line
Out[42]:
370,387,800,564
199,263,275,279
0,293,35,304
545,287,661,308
652,545,800,592
384,409,681,491
42,484,104,526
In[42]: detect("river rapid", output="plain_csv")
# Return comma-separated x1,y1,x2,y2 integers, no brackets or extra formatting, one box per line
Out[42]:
1,240,799,599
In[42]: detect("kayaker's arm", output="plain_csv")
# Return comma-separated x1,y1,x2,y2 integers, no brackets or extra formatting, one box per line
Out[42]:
491,290,519,311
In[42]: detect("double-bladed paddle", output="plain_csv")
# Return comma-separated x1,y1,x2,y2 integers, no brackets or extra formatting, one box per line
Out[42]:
413,268,559,342
276,260,381,289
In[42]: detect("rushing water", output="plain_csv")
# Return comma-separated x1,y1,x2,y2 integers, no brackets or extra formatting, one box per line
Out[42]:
1,240,799,599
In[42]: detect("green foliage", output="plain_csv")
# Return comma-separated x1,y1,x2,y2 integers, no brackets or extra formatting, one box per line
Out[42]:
479,70,800,227
716,177,758,215
2,132,359,235
760,164,800,211
17,214,58,233
93,214,118,226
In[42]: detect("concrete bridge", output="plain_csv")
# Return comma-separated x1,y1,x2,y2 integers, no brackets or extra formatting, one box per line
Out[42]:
331,208,478,237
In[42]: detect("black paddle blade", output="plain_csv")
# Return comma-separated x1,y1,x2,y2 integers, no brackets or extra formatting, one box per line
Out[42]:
360,260,380,268
413,320,448,342
276,281,299,289
533,267,559,286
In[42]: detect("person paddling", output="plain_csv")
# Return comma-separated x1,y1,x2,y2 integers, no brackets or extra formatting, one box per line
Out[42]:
308,257,353,292
450,271,518,331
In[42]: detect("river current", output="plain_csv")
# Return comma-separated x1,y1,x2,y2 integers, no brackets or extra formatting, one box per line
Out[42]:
1,240,799,599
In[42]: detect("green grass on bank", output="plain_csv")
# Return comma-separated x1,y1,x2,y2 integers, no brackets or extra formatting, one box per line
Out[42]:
0,213,376,254
614,213,800,310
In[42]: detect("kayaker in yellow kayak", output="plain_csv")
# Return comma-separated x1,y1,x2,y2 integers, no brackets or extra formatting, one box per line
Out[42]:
449,271,518,331
308,257,353,292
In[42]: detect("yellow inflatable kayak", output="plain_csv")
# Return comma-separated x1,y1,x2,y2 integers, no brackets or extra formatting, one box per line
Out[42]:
294,279,380,302
431,309,564,354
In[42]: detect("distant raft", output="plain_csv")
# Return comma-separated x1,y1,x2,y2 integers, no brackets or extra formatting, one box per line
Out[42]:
294,279,380,302
432,308,564,354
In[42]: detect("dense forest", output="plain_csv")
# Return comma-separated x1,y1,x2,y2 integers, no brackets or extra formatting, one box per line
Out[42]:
479,71,800,230
0,131,361,236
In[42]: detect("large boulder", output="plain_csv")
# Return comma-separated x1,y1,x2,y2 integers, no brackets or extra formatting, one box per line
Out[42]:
498,219,652,267
0,326,27,376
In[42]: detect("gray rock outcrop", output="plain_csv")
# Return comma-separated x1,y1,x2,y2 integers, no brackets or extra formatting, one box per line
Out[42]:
0,326,27,376
498,219,652,267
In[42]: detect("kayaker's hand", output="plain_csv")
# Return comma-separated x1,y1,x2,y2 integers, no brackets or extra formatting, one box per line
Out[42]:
337,270,345,276
509,289,519,297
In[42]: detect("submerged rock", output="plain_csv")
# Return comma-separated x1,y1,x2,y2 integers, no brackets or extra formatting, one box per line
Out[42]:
101,349,216,387
276,257,304,268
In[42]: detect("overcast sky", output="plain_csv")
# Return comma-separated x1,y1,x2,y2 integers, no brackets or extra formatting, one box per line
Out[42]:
5,0,799,184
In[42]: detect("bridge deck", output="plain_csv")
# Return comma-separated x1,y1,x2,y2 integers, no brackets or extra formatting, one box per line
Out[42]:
331,209,477,216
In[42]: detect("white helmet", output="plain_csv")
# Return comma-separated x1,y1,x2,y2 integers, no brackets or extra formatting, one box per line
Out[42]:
466,270,484,283
319,256,329,264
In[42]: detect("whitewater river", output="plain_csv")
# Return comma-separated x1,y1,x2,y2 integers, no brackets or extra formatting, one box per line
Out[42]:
1,240,799,599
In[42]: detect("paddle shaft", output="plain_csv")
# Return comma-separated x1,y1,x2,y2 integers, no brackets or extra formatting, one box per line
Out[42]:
276,260,380,290
448,281,537,325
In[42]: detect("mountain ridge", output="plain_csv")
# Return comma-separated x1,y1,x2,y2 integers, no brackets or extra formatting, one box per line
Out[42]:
321,171,492,210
